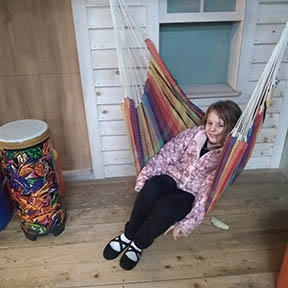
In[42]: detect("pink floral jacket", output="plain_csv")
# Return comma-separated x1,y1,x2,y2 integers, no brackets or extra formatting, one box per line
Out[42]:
135,126,223,236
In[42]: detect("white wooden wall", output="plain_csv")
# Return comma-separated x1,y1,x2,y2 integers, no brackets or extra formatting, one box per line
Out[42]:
247,0,288,169
72,0,288,179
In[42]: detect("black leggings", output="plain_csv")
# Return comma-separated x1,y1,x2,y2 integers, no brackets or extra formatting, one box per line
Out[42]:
124,175,195,249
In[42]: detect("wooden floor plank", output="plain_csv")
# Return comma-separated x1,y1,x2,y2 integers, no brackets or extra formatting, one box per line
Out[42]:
0,249,284,288
57,272,278,288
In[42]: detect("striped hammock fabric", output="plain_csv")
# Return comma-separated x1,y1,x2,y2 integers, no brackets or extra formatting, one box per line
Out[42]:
109,0,288,213
122,39,204,173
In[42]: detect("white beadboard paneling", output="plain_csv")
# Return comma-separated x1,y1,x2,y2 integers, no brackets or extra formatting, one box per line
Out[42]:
252,143,274,157
99,117,278,142
87,6,145,29
198,97,282,115
192,96,246,108
262,113,279,128
91,48,147,69
265,97,282,113
93,69,120,87
104,144,274,174
247,79,287,96
252,44,288,63
257,128,277,143
86,0,145,7
257,3,288,24
104,164,136,177
100,120,126,136
72,0,105,179
89,28,146,49
91,49,118,69
245,156,271,169
103,150,133,165
89,29,116,49
271,76,288,167
255,23,286,44
102,135,130,151
87,7,113,28
96,87,122,104
249,62,288,81
98,104,122,121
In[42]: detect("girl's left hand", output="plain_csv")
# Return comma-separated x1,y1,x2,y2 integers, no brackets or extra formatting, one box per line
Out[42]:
172,226,183,240
164,225,183,240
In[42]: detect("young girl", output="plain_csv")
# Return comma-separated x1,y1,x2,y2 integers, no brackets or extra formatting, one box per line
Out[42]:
103,100,242,270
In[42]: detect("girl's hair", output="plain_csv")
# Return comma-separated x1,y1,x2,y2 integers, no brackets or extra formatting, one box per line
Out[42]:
202,100,242,145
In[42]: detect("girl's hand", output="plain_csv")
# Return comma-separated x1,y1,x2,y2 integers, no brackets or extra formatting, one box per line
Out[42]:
172,226,183,240
164,225,175,235
164,225,183,240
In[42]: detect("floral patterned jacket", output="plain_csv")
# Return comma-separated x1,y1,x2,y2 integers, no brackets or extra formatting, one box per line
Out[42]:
135,126,223,236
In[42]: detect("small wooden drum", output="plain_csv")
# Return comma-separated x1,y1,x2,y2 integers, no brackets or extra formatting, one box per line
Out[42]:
0,171,13,231
0,119,65,240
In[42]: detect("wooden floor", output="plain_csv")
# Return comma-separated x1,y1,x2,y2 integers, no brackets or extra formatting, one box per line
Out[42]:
0,169,288,288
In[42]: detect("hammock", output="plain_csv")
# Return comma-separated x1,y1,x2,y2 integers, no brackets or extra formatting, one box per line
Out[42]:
109,0,288,213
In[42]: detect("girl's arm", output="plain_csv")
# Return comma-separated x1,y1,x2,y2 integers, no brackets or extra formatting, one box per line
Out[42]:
135,127,198,191
173,173,215,236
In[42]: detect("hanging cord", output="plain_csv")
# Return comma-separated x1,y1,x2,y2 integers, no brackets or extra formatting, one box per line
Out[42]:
109,0,150,105
232,21,288,140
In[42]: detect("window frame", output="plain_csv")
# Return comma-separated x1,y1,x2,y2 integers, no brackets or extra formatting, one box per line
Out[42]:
146,0,256,99
159,0,245,23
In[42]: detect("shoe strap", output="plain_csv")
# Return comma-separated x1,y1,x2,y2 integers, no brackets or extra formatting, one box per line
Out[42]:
112,236,131,251
126,245,142,261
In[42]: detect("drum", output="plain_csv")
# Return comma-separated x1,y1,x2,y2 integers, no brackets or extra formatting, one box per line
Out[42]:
0,171,13,231
0,119,66,240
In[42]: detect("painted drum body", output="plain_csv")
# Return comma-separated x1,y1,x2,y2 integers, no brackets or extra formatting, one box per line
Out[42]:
0,171,13,231
0,119,65,240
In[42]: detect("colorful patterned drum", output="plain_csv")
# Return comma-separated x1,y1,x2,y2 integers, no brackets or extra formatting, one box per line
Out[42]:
0,171,13,231
0,119,66,240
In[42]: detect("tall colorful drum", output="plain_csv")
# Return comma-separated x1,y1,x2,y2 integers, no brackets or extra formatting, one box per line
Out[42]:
0,119,66,240
0,171,13,231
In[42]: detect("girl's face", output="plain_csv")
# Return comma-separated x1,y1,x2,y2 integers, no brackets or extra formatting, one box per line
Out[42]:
205,111,225,145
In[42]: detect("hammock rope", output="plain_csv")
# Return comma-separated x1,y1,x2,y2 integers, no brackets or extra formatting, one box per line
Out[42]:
109,0,288,213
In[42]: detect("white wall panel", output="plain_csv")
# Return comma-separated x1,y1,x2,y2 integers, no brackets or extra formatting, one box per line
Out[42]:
247,79,287,96
257,4,288,24
246,156,271,169
262,113,279,128
250,63,288,81
86,0,145,7
91,49,118,69
95,87,122,104
252,1,288,169
255,24,286,44
93,69,120,87
98,104,122,121
104,164,136,177
102,135,130,151
252,44,288,63
87,6,145,29
103,150,133,165
89,29,116,49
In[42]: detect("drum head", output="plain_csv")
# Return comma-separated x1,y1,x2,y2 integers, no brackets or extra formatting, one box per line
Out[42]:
0,119,50,150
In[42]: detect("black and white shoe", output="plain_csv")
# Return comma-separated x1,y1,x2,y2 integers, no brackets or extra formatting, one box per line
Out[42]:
120,242,142,270
103,234,132,260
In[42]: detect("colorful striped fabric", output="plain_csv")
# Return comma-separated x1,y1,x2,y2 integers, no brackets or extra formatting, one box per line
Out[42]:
122,40,204,174
206,110,265,213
